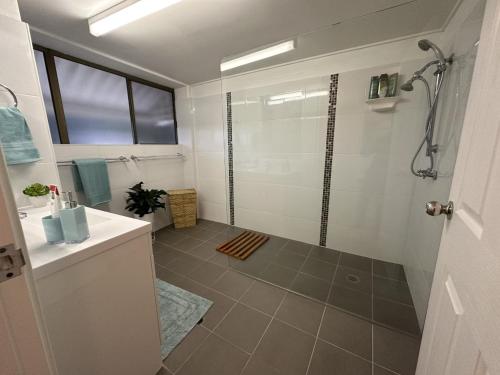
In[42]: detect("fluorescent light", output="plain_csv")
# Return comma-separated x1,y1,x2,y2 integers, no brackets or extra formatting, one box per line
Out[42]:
306,90,328,98
89,0,182,37
220,40,295,72
269,91,304,101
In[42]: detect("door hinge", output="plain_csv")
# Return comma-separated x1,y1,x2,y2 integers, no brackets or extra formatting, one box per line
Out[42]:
0,244,25,283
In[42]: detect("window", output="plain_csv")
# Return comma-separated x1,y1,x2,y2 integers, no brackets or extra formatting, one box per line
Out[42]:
33,47,177,145
131,82,176,144
34,50,60,143
55,57,133,144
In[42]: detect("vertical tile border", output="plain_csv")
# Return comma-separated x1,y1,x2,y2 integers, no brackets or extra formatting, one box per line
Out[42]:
319,74,339,246
226,92,235,225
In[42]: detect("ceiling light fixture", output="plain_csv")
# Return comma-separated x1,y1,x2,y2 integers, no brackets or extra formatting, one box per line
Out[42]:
220,40,295,72
89,0,182,37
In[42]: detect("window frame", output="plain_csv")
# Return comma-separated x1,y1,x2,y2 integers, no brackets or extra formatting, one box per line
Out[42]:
33,45,178,145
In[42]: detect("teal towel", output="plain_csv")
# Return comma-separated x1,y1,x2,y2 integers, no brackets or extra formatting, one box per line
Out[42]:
72,159,111,207
0,107,40,165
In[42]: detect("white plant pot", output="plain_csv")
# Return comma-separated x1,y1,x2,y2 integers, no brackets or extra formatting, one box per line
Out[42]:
134,213,155,224
28,195,49,208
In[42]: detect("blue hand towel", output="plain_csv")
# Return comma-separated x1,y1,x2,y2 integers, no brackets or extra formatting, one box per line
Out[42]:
0,107,40,165
72,158,112,207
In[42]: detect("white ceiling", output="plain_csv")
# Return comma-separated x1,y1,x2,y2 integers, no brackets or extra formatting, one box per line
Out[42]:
18,0,459,87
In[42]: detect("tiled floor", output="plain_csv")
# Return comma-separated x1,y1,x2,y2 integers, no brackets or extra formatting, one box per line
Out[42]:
154,220,421,375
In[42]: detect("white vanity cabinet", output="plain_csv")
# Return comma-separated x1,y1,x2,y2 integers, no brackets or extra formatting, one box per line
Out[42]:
21,207,161,375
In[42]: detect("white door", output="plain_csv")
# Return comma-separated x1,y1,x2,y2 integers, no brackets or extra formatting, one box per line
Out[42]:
417,0,500,373
0,152,54,374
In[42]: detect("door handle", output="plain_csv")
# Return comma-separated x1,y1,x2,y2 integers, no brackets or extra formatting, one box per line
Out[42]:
426,201,454,219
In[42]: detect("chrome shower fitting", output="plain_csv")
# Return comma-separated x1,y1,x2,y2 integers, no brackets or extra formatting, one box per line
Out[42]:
401,39,453,180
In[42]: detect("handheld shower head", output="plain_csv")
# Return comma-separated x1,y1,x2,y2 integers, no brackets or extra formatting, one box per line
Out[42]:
418,39,446,68
400,80,414,91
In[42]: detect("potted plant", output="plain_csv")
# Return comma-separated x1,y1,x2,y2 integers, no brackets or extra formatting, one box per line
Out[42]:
23,183,50,207
125,182,167,224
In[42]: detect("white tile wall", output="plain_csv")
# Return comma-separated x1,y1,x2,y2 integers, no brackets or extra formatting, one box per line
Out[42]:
0,11,60,208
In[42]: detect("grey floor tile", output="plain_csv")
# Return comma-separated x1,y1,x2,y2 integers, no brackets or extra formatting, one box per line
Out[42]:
308,340,372,375
155,264,186,286
177,334,249,375
373,259,406,281
163,325,210,372
328,285,372,319
156,229,189,246
281,240,312,256
290,273,331,302
334,266,372,294
272,251,306,270
373,325,420,375
165,254,204,276
240,280,286,315
374,276,413,305
309,246,341,264
275,293,324,335
215,303,271,353
339,253,373,273
156,367,173,375
212,230,239,244
174,237,206,252
208,252,231,267
187,240,219,260
319,307,372,360
265,235,288,250
374,365,400,375
301,257,337,281
194,287,237,330
232,256,270,278
209,221,231,233
153,243,184,267
188,261,226,285
241,356,281,375
212,270,254,299
260,263,297,288
187,227,219,241
252,320,315,375
373,298,420,335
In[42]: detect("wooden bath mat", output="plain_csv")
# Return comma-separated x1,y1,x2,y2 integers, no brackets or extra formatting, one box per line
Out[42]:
216,231,269,260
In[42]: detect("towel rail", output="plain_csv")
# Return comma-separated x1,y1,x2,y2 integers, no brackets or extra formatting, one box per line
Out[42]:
130,153,184,161
57,156,129,166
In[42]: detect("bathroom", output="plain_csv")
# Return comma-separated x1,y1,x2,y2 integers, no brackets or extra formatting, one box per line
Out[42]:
1,0,499,374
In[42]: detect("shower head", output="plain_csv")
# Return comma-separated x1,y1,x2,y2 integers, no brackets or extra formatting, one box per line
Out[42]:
400,80,415,91
418,39,447,69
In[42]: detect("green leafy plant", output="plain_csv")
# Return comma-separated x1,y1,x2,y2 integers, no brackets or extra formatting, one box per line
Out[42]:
125,182,167,217
22,183,50,197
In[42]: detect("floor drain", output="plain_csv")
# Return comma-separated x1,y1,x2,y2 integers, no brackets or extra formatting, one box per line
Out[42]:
345,274,361,284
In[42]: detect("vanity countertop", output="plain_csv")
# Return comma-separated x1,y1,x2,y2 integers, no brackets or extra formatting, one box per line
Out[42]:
20,206,151,280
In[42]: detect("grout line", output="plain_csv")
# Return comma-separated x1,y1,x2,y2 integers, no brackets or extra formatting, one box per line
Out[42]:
305,252,340,374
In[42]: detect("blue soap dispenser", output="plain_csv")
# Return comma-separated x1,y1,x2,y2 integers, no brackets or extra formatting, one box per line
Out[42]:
60,192,90,244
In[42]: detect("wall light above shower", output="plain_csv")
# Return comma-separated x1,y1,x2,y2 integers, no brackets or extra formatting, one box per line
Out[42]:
220,40,295,72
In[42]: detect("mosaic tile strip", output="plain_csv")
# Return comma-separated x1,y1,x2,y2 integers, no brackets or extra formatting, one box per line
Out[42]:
319,74,339,246
226,92,235,225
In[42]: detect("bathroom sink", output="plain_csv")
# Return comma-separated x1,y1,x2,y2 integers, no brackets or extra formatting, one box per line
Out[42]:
21,206,111,227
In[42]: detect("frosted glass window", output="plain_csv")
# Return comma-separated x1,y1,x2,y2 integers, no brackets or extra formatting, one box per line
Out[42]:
54,57,133,144
34,50,60,144
131,82,176,144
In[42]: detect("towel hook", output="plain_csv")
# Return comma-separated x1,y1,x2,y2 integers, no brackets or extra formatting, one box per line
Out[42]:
0,83,18,107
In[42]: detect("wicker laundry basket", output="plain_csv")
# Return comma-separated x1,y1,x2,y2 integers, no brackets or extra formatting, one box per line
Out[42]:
168,189,197,229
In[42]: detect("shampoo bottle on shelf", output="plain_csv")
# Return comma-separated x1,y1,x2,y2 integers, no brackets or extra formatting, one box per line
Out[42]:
60,192,90,244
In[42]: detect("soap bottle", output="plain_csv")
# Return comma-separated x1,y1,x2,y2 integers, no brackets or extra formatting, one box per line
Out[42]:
60,192,90,244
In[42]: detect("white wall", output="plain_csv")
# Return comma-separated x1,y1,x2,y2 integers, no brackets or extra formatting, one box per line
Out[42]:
0,1,60,208
55,144,186,231
176,82,229,224
401,0,485,328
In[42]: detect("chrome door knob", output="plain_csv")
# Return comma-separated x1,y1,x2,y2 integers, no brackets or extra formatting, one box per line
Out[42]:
426,201,454,219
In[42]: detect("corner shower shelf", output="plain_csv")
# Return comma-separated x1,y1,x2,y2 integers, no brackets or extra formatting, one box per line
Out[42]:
366,96,401,112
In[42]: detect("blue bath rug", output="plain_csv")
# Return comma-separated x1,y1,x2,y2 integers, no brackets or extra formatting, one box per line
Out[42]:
156,279,213,359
